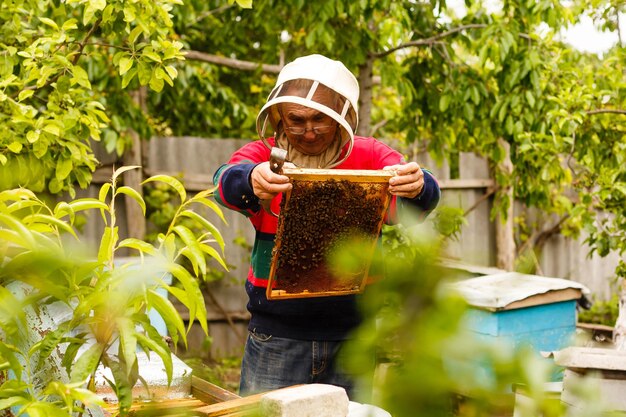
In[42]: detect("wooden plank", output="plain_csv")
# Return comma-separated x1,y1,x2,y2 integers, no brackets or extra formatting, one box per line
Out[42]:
143,168,214,191
438,178,495,189
103,398,206,416
123,132,146,239
283,167,394,182
191,392,264,416
503,288,582,310
191,376,241,405
192,386,304,417
92,167,214,191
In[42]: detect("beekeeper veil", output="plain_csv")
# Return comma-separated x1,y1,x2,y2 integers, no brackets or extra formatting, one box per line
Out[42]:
256,54,359,168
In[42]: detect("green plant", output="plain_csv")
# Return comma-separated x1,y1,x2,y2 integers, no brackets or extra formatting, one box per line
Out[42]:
578,294,620,327
340,221,604,417
0,166,227,416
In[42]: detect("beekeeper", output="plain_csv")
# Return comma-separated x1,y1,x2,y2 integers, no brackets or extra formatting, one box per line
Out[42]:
213,54,440,397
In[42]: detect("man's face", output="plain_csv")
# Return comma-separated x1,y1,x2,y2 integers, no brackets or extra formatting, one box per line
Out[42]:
279,90,339,156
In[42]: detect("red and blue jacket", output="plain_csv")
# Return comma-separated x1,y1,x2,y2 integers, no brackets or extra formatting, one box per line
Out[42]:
213,136,440,340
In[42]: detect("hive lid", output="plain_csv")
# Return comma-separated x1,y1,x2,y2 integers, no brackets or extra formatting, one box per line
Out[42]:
267,168,393,299
446,272,590,311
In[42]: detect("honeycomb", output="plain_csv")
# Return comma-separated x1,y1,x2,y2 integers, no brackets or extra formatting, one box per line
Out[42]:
267,169,392,299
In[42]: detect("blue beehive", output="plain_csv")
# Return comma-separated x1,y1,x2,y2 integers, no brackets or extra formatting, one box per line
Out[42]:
448,272,590,381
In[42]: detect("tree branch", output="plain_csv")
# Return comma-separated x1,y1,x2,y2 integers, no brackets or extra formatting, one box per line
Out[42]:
373,24,488,58
463,186,496,216
184,50,283,73
587,109,626,115
73,17,102,65
517,214,571,256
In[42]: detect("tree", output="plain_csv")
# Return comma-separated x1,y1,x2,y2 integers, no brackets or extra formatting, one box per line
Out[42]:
0,0,253,196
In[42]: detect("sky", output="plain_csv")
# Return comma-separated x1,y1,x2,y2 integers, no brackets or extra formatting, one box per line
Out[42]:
446,0,623,55
561,14,623,54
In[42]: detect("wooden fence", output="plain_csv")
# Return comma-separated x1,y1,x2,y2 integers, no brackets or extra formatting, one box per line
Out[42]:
76,136,620,360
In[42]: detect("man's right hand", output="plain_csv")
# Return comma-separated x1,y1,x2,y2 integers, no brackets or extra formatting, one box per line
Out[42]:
251,162,293,200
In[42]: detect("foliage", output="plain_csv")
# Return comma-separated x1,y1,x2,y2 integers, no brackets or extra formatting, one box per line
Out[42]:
0,167,227,415
578,293,620,326
0,0,252,197
339,221,607,417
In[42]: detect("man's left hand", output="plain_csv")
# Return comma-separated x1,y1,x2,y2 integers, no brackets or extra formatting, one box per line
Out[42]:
384,162,424,199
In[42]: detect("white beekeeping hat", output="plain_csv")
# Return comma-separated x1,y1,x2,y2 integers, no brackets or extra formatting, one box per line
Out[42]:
256,54,360,168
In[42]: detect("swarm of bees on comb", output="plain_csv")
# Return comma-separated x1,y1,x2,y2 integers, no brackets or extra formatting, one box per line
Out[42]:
268,177,389,298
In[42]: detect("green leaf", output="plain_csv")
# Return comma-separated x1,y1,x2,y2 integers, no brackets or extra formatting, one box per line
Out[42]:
439,95,450,112
193,196,226,224
235,0,253,8
167,264,207,333
135,332,173,384
141,50,162,63
179,210,225,252
66,387,105,408
71,65,91,88
92,0,107,9
42,123,61,136
62,19,78,31
199,243,229,271
149,72,165,92
0,342,23,380
32,322,70,369
164,65,178,79
0,213,37,249
156,66,173,87
7,199,41,214
525,90,535,108
0,397,26,410
116,317,138,376
8,142,22,153
26,130,39,143
174,225,206,275
116,186,146,215
55,158,73,181
97,226,116,263
39,17,59,30
147,289,186,345
70,342,104,383
99,183,112,203
18,90,34,101
121,68,138,89
112,165,141,182
137,62,152,85
128,26,144,44
0,229,29,247
118,57,133,76
144,175,186,202
118,238,157,255
67,198,109,213
22,213,78,239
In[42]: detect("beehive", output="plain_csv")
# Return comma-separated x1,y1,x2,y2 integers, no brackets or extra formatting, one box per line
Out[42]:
267,168,393,300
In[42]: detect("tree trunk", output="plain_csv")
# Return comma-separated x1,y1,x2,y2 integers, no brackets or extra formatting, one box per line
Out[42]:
495,138,516,271
356,55,375,137
613,279,626,350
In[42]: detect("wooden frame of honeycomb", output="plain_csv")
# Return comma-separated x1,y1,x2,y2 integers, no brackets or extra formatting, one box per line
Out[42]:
267,168,393,300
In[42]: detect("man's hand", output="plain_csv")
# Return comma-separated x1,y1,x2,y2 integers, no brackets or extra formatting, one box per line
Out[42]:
251,162,293,200
384,162,424,199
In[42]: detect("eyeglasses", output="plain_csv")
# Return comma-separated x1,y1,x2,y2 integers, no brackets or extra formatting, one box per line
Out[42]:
285,125,334,135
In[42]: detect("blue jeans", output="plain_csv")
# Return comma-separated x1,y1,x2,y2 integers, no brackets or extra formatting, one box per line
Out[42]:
239,330,355,398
